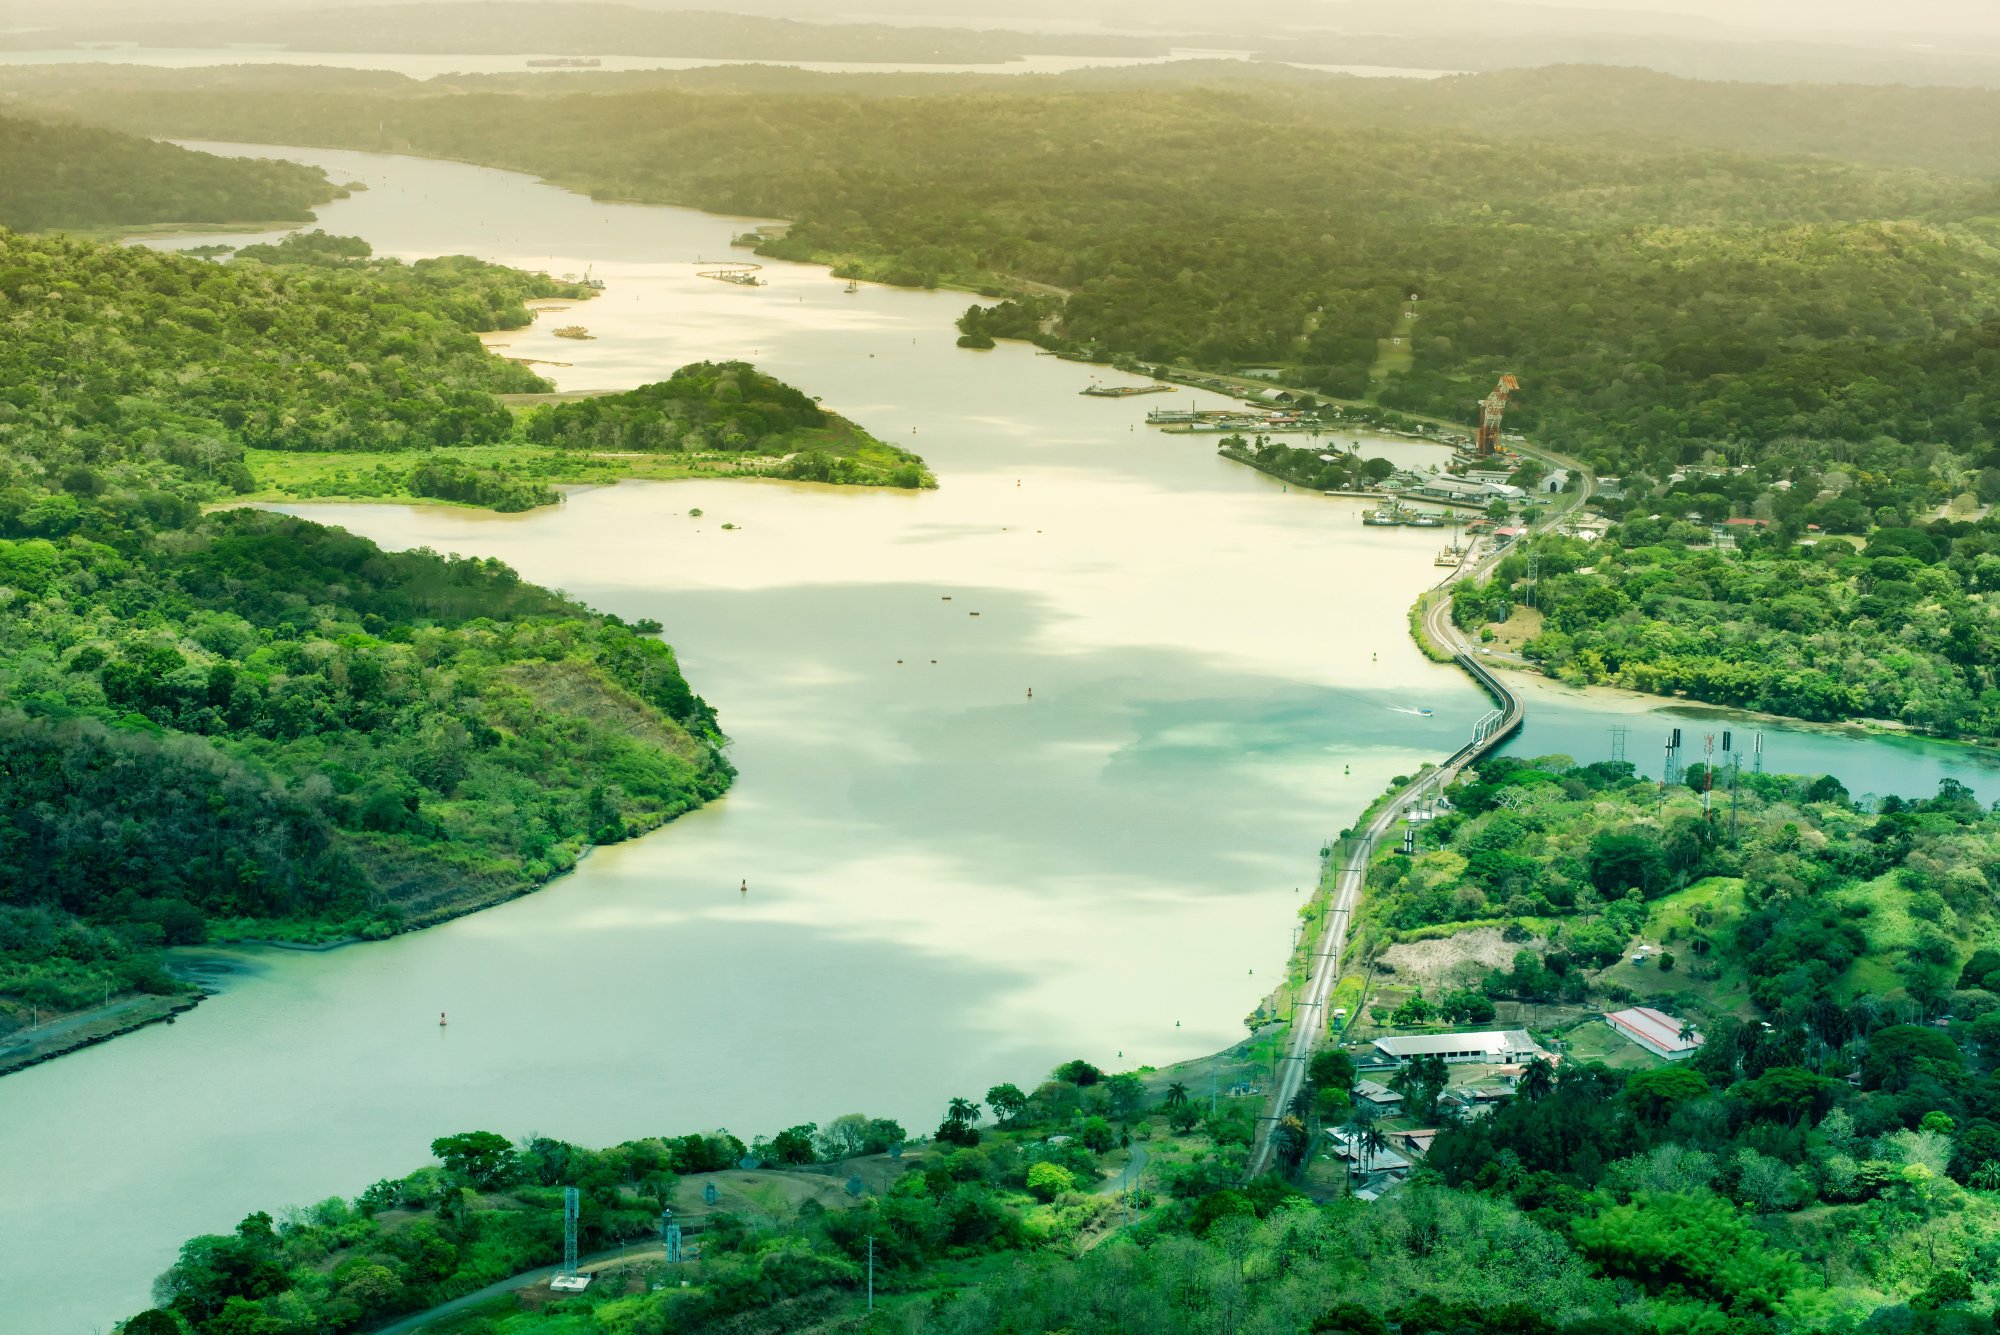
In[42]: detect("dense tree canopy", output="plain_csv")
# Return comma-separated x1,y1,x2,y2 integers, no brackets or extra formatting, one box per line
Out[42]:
0,228,732,1030
0,115,334,232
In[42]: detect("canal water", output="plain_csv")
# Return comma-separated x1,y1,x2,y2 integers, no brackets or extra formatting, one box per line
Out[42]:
1,144,1992,1333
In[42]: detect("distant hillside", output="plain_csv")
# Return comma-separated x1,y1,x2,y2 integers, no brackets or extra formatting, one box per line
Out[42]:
0,116,335,232
0,2,1171,62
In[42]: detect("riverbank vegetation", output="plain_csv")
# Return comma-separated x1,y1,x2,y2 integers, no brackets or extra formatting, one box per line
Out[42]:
122,806,2000,1335
1456,496,2000,740
1329,757,2000,1328
0,115,336,233
0,224,741,1043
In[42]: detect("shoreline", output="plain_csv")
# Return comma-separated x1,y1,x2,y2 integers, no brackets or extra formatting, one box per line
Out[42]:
1479,654,2000,758
0,993,206,1077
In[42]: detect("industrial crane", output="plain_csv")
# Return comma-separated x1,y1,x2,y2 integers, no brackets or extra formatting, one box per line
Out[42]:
1474,374,1520,457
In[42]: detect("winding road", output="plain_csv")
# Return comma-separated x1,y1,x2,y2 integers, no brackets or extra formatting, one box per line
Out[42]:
1244,446,1592,1179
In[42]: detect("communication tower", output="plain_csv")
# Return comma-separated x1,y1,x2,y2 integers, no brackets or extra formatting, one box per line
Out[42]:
550,1186,590,1291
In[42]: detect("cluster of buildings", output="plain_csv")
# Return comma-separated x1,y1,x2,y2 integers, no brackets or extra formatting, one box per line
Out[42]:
1326,1014,1702,1197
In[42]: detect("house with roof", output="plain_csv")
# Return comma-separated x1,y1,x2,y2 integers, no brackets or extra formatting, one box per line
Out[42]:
1325,1128,1411,1176
1353,1079,1405,1109
1605,1007,1703,1060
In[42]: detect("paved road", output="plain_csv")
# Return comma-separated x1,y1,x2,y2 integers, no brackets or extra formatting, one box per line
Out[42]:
366,1241,662,1335
1094,1145,1149,1196
1245,446,1592,1180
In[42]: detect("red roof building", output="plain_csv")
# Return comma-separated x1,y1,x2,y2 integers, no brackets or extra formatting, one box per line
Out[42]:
1605,1007,1702,1060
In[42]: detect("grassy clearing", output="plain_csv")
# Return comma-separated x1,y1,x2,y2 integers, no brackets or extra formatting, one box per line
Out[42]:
233,415,932,509
1646,876,1746,940
1368,300,1419,381
1560,1016,1663,1070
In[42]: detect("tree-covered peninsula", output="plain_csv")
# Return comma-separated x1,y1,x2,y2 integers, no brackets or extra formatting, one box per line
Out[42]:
0,114,337,234
0,225,756,1054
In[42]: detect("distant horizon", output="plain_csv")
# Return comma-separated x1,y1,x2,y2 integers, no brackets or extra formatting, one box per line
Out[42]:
11,0,2000,42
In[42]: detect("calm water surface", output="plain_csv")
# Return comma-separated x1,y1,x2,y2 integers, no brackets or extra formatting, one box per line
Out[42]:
0,144,1990,1332
0,47,1455,79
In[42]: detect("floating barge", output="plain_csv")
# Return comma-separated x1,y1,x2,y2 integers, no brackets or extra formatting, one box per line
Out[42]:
696,262,766,287
1082,383,1174,398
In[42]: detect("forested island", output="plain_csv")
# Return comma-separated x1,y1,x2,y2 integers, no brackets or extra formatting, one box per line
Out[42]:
119,761,2000,1334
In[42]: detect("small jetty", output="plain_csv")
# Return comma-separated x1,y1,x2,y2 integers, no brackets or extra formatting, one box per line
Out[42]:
552,325,594,340
844,279,859,294
1082,383,1173,398
697,262,766,287
527,56,602,68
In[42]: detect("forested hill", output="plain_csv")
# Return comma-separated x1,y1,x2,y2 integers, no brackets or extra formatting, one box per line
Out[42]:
0,115,336,232
0,228,732,1040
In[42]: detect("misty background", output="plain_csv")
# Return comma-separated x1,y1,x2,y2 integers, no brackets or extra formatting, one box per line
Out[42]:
4,0,2000,77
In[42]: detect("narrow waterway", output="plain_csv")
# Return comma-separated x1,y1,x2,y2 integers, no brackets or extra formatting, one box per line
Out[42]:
1,144,1993,1333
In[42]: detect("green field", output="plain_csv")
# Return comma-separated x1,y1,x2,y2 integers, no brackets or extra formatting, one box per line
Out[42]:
236,416,932,508
1367,300,1419,381
1559,1017,1664,1070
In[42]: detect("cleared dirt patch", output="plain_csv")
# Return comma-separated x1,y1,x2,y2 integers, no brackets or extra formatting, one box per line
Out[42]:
1376,926,1545,993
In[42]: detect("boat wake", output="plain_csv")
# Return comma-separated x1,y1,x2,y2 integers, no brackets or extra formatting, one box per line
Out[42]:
1386,705,1435,717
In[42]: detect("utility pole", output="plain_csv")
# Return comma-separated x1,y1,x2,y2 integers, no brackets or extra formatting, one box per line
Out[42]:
866,1236,875,1313
1701,733,1715,823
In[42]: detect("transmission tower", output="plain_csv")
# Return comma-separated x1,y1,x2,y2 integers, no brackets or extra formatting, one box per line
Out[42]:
1609,725,1628,765
1663,728,1684,787
562,1187,579,1278
661,1210,682,1263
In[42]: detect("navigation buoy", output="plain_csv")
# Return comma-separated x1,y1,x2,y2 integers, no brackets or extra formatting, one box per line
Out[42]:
439,1012,447,1028
1027,687,1033,699
741,879,748,895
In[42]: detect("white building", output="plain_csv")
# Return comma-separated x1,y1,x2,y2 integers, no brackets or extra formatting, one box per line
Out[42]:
1371,1031,1547,1066
1605,1007,1703,1060
1540,469,1571,494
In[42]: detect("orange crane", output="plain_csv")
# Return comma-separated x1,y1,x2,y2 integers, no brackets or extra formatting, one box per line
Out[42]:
1474,374,1520,457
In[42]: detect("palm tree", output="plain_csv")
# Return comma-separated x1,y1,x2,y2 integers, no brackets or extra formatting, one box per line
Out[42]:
1972,1160,2000,1192
1275,1115,1310,1173
1678,1021,1698,1046
945,1097,980,1127
1359,1123,1390,1172
1521,1056,1555,1101
1163,1081,1189,1110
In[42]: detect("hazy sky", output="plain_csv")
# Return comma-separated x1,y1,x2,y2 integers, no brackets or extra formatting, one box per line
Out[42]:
1512,0,2000,35
830,0,2000,39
